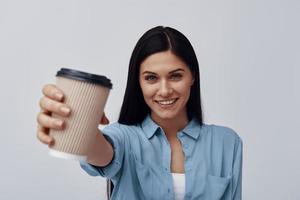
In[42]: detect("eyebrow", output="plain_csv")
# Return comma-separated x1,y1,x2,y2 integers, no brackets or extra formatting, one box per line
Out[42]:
142,68,185,75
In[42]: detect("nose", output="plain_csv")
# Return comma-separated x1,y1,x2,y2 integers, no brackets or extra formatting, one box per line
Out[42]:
157,80,173,97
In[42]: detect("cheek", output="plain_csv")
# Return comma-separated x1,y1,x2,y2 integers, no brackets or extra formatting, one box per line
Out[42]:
140,84,156,100
176,81,192,95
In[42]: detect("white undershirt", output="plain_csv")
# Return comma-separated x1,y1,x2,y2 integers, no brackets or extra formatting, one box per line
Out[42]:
172,173,185,200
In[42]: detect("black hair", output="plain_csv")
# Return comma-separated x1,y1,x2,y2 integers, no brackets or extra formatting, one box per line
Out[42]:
107,26,204,199
118,26,203,125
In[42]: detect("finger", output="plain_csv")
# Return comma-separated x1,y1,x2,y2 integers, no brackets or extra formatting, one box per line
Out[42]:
39,96,71,117
100,112,109,125
37,112,65,130
36,124,53,145
42,84,65,102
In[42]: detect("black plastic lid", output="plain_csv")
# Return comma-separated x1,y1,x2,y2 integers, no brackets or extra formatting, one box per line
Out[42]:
56,68,112,89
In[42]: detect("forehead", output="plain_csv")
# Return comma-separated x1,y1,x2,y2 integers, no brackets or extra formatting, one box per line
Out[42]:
140,51,188,73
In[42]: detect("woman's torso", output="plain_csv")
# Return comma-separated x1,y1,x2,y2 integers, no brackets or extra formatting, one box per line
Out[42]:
80,114,243,200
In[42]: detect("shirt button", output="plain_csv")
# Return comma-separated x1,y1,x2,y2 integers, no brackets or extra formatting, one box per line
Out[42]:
167,188,170,193
164,167,168,171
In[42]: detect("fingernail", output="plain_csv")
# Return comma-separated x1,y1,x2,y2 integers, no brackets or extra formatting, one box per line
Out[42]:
48,139,54,146
55,93,63,100
60,106,71,114
54,120,63,127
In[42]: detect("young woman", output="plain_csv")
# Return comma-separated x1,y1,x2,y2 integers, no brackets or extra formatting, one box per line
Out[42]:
36,26,243,200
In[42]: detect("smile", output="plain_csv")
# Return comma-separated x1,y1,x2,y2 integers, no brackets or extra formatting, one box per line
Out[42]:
155,98,179,106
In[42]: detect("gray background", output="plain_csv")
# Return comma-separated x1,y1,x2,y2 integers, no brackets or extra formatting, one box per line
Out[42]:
0,0,299,199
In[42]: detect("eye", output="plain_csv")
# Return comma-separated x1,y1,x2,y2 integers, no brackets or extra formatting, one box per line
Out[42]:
145,75,157,81
170,73,182,80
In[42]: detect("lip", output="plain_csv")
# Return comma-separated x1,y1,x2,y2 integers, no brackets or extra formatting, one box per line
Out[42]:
154,98,179,108
155,98,178,102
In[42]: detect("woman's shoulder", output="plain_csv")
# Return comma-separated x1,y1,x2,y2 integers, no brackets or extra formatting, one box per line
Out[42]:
101,121,142,135
201,123,242,143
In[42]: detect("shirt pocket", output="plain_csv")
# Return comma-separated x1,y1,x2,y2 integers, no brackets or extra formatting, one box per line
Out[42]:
130,151,155,200
205,174,231,200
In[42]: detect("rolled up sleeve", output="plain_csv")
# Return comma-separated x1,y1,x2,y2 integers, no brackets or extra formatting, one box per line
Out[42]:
79,123,125,180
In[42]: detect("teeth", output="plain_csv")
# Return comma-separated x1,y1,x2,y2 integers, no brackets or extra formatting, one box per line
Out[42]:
157,99,177,105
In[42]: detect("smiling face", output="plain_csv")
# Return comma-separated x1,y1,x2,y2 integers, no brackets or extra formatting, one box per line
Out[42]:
139,50,194,122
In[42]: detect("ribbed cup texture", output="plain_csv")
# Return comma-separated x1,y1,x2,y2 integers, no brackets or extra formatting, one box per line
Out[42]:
49,77,110,156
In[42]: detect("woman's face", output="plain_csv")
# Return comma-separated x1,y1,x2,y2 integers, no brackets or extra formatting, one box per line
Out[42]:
139,50,194,121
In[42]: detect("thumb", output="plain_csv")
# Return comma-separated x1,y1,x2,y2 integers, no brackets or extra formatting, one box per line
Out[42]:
100,112,110,125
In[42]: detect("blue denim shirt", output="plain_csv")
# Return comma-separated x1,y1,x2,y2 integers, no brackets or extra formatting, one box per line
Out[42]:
80,114,243,200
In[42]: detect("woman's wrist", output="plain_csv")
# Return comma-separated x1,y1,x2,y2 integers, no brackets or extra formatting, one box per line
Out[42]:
86,129,114,167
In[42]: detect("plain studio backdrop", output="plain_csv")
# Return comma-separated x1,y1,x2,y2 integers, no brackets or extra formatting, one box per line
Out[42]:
0,0,299,199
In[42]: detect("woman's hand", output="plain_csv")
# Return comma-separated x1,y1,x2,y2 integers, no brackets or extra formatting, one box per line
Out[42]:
36,84,71,146
36,83,109,146
100,112,110,125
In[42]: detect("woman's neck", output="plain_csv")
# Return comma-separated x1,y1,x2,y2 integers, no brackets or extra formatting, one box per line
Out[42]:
151,111,189,138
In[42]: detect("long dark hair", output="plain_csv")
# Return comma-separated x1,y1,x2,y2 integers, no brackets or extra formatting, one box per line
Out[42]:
108,25,204,198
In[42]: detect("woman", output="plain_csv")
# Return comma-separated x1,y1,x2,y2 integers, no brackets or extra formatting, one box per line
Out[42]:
36,26,243,200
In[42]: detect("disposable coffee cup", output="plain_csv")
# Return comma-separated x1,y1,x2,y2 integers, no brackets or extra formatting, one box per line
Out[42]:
48,68,112,161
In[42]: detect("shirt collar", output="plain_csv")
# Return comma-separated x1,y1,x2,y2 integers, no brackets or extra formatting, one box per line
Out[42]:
141,114,202,140
141,114,160,139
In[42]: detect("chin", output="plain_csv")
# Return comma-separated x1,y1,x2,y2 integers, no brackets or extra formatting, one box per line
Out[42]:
152,111,178,120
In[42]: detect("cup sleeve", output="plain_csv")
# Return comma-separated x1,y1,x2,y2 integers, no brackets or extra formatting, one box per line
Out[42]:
79,123,125,180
